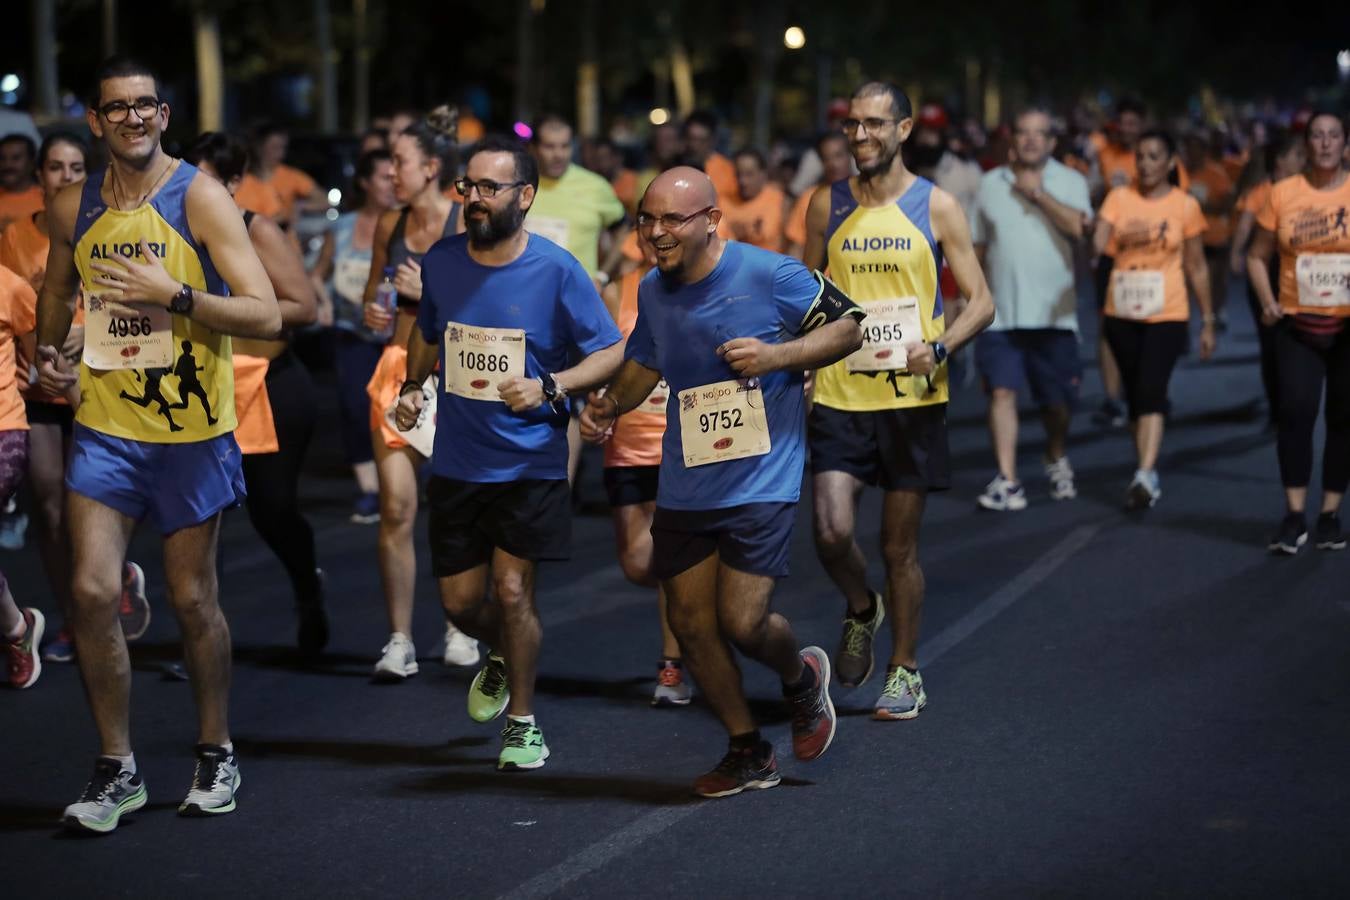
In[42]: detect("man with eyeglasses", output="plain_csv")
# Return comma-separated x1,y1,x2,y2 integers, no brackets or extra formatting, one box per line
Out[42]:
394,135,623,772
801,81,994,720
580,167,865,798
34,55,281,832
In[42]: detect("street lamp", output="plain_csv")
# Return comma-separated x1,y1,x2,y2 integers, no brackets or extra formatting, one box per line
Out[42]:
784,26,806,50
649,107,670,126
1338,49,1350,79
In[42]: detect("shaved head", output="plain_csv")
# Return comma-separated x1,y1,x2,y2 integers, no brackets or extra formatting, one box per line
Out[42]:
637,166,723,282
644,165,718,210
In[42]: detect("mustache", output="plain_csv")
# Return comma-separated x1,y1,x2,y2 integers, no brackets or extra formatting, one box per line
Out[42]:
467,202,490,215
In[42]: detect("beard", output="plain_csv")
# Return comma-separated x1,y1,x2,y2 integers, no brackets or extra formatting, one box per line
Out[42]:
857,141,902,179
466,201,526,248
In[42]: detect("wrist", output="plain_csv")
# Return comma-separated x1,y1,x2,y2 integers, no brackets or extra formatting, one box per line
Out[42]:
540,372,568,404
399,379,423,397
929,340,949,365
168,283,195,315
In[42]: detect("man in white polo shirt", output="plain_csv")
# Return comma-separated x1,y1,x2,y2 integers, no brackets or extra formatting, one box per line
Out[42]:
970,108,1092,510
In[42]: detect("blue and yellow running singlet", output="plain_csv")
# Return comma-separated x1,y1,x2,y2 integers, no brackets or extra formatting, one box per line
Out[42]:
815,176,946,411
73,161,235,442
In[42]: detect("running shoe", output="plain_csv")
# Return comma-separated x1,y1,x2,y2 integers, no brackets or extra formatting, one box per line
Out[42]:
652,658,692,707
874,666,928,721
1045,456,1077,501
297,569,329,656
442,622,480,667
350,492,380,525
835,591,885,688
497,719,549,771
42,628,74,663
977,474,1027,511
468,653,510,722
7,607,44,689
1124,469,1160,510
119,561,151,641
785,646,836,762
178,744,241,816
372,633,418,681
1314,513,1346,551
693,742,781,798
61,758,147,834
1091,399,1127,429
1269,512,1308,556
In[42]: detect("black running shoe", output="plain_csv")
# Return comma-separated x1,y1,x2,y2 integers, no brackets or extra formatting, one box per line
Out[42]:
1268,512,1308,556
1314,513,1347,551
692,742,780,798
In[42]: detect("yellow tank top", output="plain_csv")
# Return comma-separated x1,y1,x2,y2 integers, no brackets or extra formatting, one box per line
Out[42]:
814,176,947,411
73,161,235,442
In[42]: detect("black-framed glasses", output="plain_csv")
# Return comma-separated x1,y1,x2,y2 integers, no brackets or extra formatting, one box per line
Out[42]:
454,177,527,199
635,205,714,232
98,97,162,124
840,117,900,136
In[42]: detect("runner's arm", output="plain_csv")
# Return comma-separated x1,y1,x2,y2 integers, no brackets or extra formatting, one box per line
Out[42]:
1230,210,1256,275
181,175,282,338
800,183,833,273
35,182,81,349
556,339,624,396
249,213,318,328
600,358,663,417
1091,217,1114,260
930,188,994,353
1184,234,1216,359
1245,226,1279,318
402,325,440,389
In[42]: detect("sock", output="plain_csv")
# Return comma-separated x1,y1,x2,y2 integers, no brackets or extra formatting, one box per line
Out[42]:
508,714,535,726
660,657,682,668
901,664,918,675
848,591,878,622
729,730,762,753
106,753,136,775
783,660,818,695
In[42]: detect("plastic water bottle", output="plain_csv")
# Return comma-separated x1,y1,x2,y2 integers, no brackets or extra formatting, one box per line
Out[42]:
374,266,397,340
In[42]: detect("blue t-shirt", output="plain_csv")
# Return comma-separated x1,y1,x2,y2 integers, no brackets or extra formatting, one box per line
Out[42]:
624,242,822,511
418,233,621,482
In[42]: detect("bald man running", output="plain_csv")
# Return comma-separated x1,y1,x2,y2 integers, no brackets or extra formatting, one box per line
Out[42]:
582,168,865,798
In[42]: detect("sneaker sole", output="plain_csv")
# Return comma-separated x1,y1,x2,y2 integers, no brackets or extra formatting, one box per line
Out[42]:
349,513,381,525
1268,535,1307,555
15,609,44,689
178,773,241,817
62,786,147,834
873,698,928,721
796,647,836,762
499,745,550,771
443,652,482,667
695,774,782,799
372,662,419,682
1315,539,1347,551
651,693,693,707
977,496,1027,512
1124,484,1158,510
836,594,885,689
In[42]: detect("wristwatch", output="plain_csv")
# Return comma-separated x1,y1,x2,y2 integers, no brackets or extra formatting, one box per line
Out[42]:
168,283,195,316
930,341,949,365
540,372,568,404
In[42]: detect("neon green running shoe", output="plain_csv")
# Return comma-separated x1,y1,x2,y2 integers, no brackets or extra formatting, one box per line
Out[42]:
468,653,510,723
873,666,927,721
498,720,549,771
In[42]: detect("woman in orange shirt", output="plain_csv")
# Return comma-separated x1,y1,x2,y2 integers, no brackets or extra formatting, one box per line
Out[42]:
1229,132,1306,426
1247,112,1350,554
1094,129,1216,510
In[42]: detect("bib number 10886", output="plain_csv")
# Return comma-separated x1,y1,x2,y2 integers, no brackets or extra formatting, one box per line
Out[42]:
456,350,511,373
699,408,743,433
108,316,153,338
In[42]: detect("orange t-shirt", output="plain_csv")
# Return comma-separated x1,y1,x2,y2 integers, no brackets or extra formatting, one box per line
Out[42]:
604,265,665,469
1241,181,1272,217
235,165,317,220
704,153,739,206
612,169,639,217
0,185,43,233
784,188,813,250
1189,160,1235,247
721,184,786,252
0,213,48,294
1256,174,1350,317
0,263,37,431
1100,186,1207,323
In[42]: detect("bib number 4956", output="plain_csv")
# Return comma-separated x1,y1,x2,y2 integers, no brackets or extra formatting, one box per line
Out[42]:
108,316,153,338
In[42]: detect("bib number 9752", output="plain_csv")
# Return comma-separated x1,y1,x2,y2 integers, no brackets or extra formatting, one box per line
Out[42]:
698,408,743,433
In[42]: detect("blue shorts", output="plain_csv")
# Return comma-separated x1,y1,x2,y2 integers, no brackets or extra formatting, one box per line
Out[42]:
650,502,796,580
975,329,1082,409
66,424,247,534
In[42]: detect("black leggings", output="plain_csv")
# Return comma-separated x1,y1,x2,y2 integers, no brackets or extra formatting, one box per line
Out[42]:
1274,323,1350,493
1102,318,1189,420
241,350,321,604
1245,261,1281,423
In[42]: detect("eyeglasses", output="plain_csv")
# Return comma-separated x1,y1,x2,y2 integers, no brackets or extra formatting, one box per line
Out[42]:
454,177,527,199
840,117,900,136
635,206,714,232
98,97,162,124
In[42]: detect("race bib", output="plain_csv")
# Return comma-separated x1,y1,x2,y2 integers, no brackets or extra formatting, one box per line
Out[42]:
82,292,173,370
846,297,923,372
334,256,371,306
1111,270,1165,319
677,378,770,468
385,374,438,457
1295,254,1350,308
527,216,571,249
444,321,526,401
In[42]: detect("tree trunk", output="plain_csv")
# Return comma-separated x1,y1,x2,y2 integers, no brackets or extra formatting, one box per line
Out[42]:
575,0,600,137
193,7,224,133
103,0,118,57
314,0,338,134
513,0,536,126
31,0,59,120
750,3,784,150
352,0,369,133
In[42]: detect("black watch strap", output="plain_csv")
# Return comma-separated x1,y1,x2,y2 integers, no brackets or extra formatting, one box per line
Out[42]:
169,283,195,315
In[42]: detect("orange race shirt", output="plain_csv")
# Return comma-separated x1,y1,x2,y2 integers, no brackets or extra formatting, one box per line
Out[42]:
721,184,786,252
784,187,813,249
612,168,639,217
1256,173,1350,317
1100,185,1206,323
704,152,739,206
1189,159,1234,246
0,185,43,233
0,263,36,431
233,174,284,219
604,263,666,469
0,213,84,404
1242,180,1272,217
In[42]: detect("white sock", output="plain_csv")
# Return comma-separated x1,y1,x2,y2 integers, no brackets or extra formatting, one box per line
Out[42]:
220,742,234,755
508,714,535,726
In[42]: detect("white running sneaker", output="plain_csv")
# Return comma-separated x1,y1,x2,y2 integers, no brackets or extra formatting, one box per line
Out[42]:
373,633,418,681
1045,456,1077,501
977,474,1027,511
442,622,480,667
178,744,241,816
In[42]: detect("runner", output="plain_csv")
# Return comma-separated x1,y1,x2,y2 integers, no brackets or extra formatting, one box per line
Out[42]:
581,166,862,796
681,111,738,202
0,134,42,231
721,149,788,252
635,123,683,200
589,137,640,218
1094,129,1215,510
970,108,1092,510
233,123,323,230
1183,130,1236,329
598,230,688,706
184,131,327,654
1247,111,1350,554
362,107,477,678
0,132,150,661
35,56,281,831
785,132,852,260
1,259,45,688
310,148,396,523
393,134,624,771
801,82,994,716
